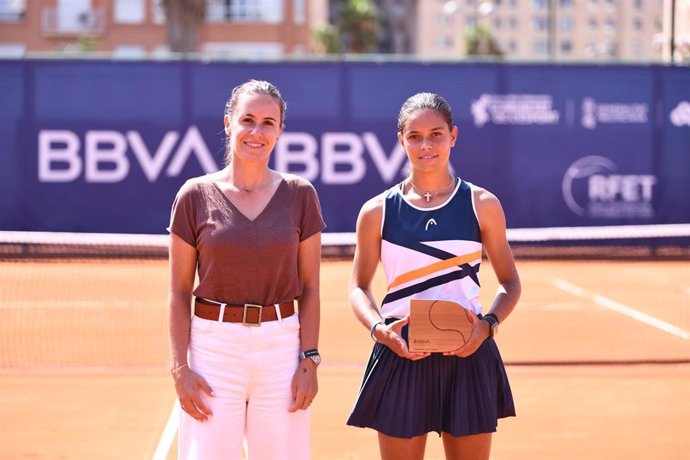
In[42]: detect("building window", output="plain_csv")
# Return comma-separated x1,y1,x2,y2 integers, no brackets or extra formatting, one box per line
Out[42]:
437,14,452,26
634,0,643,9
604,17,615,33
633,41,643,57
533,39,547,54
493,16,502,30
435,36,453,49
206,0,283,23
533,16,547,32
294,0,304,25
532,0,546,8
633,18,642,31
600,41,616,57
0,0,25,21
586,41,597,57
560,40,572,53
509,39,517,52
509,16,518,30
588,18,597,32
151,0,165,24
559,0,573,7
114,0,145,24
560,16,573,32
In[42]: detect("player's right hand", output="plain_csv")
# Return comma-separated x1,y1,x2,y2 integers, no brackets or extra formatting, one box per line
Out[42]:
376,316,431,361
172,365,215,422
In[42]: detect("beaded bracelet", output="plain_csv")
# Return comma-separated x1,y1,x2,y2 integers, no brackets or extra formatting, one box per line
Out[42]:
369,321,384,342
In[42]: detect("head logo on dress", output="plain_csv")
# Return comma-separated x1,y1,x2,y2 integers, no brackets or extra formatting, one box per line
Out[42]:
425,219,437,231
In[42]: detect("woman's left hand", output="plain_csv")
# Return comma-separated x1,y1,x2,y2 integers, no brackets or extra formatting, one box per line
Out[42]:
442,313,490,358
289,359,318,412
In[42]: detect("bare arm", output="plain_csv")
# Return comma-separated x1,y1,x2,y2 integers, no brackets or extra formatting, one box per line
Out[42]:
169,232,214,421
349,196,384,332
475,188,521,324
289,231,321,412
349,195,430,360
446,188,520,357
169,232,196,373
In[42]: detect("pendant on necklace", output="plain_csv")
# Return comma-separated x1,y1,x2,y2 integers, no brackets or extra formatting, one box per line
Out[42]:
423,192,432,202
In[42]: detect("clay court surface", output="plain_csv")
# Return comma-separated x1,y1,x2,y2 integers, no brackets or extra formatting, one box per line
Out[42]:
1,258,689,459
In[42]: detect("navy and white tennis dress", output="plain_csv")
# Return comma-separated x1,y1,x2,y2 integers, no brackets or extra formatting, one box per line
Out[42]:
346,178,515,438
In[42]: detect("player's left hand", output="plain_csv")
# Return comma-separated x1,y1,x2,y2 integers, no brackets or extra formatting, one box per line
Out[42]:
443,313,488,357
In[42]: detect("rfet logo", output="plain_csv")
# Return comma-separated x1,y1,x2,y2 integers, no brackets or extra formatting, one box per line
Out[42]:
670,101,690,127
562,156,656,219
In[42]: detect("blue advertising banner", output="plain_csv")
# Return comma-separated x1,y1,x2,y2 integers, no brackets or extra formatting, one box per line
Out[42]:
0,59,688,234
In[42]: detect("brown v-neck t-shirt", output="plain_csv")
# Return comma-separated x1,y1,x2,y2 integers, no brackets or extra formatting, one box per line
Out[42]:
169,173,326,306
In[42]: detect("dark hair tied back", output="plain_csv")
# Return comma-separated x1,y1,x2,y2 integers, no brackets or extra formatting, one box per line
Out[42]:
397,93,453,133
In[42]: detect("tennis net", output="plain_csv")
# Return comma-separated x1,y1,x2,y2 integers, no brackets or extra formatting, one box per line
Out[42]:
0,225,688,370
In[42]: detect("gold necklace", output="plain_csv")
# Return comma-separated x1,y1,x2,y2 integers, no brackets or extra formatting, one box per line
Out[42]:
407,176,456,203
230,172,271,193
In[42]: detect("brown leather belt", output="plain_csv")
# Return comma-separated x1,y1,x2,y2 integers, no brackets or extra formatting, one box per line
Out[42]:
194,297,295,326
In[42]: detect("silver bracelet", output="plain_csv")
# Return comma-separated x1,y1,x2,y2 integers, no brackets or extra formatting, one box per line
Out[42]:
369,321,384,342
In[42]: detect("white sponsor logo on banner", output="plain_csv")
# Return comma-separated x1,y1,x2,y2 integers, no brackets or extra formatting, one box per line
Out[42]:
670,101,690,127
471,94,560,128
562,156,656,219
37,128,407,185
581,97,649,129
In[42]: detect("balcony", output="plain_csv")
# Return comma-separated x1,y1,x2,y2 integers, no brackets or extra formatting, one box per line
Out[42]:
42,6,105,36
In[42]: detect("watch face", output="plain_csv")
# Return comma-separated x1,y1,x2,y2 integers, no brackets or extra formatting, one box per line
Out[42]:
310,354,321,366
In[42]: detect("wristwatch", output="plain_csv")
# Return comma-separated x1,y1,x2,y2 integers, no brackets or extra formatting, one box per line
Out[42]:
481,313,500,338
299,349,321,367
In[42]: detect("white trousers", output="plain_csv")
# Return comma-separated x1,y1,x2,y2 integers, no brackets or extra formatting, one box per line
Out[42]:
178,313,310,460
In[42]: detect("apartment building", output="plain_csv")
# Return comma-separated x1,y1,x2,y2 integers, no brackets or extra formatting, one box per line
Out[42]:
418,0,673,61
0,0,328,57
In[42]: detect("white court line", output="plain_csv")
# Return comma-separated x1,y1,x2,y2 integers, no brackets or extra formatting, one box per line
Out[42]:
552,277,690,340
152,400,179,460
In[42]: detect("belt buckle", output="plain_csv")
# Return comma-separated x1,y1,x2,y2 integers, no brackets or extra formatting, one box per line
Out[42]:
242,304,263,327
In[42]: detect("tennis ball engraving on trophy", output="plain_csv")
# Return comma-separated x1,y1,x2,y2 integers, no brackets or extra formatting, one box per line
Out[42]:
409,299,474,353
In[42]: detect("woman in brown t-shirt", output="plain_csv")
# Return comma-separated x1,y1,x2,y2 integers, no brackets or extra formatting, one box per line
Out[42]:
168,80,325,460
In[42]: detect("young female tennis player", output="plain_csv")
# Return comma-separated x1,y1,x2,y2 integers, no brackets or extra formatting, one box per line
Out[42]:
347,92,521,460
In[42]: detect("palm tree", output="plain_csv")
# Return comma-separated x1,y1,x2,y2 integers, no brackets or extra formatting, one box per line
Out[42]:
339,0,380,53
162,0,206,53
465,24,503,57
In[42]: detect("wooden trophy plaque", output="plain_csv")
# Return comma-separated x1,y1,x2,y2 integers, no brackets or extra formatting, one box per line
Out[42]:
408,299,475,353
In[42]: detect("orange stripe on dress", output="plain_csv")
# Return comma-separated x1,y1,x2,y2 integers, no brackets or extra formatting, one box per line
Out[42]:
387,250,483,290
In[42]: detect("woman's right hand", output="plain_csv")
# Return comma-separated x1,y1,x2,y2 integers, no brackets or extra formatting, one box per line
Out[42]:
172,365,215,422
373,316,431,361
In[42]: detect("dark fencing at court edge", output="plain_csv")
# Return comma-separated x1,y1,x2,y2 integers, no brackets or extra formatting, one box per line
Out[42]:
0,59,689,235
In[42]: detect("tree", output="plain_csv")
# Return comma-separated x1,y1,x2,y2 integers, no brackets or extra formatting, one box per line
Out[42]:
465,24,503,57
315,25,342,54
339,0,380,53
162,0,206,53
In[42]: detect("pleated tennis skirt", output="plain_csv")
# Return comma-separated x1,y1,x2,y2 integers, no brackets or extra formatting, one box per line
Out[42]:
346,318,515,439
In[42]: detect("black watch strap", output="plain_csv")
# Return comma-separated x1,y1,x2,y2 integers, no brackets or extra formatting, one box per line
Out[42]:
299,349,321,366
481,313,499,338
